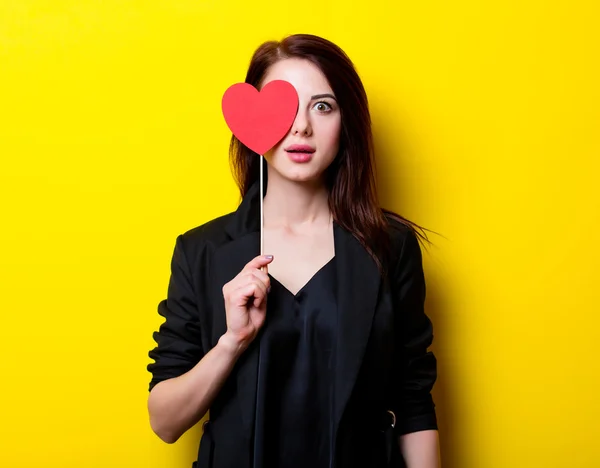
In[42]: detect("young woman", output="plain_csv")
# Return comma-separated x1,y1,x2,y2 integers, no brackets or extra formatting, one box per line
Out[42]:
147,34,440,468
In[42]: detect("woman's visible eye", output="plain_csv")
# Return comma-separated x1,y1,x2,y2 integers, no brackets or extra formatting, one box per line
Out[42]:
313,101,333,113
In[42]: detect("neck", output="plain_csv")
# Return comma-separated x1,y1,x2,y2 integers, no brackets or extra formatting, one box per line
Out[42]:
262,171,331,232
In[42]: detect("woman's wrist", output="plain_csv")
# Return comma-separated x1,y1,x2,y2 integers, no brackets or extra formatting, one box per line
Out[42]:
218,331,249,359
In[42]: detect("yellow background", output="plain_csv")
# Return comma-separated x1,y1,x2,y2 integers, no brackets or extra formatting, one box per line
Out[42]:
1,1,598,467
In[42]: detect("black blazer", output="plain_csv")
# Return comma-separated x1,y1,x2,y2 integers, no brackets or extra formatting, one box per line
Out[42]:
147,181,438,468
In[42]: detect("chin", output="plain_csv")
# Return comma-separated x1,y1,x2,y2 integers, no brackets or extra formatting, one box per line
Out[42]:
284,172,320,183
274,166,323,184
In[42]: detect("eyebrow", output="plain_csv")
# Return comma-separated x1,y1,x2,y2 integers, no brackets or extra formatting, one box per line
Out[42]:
311,93,337,101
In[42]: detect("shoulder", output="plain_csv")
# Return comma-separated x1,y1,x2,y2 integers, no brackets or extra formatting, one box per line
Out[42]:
382,212,424,271
176,211,236,257
383,213,420,251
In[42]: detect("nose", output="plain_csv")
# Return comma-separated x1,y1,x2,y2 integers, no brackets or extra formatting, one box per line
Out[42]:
291,110,312,137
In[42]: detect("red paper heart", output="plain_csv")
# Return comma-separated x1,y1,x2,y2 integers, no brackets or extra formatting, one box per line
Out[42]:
222,80,299,155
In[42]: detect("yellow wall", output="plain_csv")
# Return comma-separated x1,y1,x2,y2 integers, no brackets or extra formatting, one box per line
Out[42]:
1,1,598,467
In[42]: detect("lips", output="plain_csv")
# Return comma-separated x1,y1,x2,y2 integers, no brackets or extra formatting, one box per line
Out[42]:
285,144,316,154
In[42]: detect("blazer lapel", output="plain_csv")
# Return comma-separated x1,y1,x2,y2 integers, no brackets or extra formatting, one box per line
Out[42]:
215,181,382,450
332,222,381,436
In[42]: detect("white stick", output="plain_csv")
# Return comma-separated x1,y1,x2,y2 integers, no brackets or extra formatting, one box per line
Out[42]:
260,154,264,259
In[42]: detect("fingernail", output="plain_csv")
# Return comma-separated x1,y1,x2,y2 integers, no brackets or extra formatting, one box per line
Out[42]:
264,255,273,260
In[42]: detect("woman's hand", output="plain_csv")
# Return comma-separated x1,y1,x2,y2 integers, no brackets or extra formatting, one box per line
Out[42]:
220,255,273,353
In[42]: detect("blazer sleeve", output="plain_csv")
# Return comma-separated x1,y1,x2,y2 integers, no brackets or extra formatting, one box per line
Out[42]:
391,228,438,435
147,234,205,392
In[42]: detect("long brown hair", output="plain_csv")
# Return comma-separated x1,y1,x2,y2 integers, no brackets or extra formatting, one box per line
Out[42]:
229,33,435,276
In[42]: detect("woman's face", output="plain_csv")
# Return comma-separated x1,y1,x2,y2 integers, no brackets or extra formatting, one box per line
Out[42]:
260,58,341,185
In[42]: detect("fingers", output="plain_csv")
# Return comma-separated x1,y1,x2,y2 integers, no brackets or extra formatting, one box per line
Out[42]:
250,268,270,289
222,255,273,305
242,255,272,295
226,266,270,292
232,279,268,308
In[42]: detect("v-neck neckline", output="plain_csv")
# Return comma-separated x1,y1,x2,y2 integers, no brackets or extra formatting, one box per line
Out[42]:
269,255,336,300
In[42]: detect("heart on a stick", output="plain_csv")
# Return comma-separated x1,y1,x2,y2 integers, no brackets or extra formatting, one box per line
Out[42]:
222,80,299,155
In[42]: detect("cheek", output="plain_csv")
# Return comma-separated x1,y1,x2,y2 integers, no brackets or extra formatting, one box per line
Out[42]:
318,119,342,150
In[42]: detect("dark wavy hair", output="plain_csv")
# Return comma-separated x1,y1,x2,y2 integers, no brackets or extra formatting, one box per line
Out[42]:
229,33,435,275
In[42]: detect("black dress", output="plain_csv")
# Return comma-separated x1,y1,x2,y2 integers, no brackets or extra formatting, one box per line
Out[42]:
252,256,337,468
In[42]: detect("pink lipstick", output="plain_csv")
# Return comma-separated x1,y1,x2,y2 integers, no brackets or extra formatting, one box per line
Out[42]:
285,144,315,163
